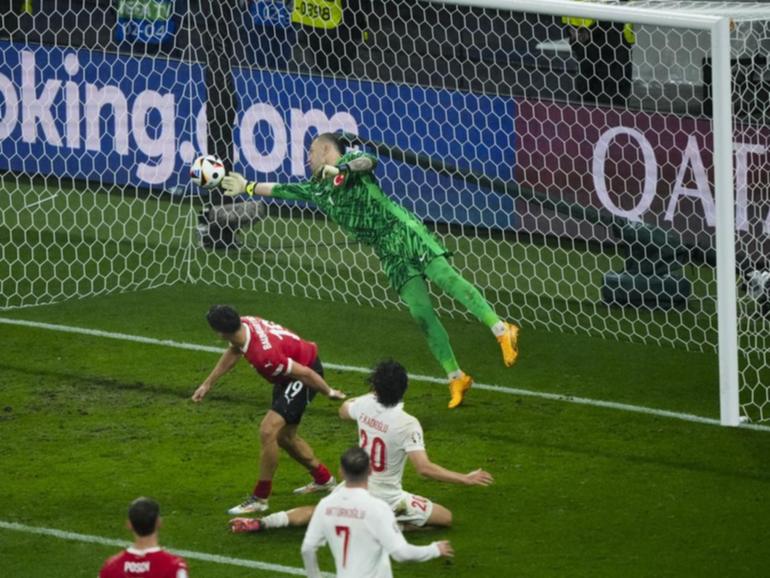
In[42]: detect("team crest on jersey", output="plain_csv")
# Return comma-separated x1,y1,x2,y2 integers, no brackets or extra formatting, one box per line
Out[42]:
333,173,345,187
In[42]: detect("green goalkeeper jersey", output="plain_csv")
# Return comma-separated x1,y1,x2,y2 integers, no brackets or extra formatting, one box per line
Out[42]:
271,151,448,291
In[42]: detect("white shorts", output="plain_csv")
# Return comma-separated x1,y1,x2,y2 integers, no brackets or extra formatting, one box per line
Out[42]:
333,483,434,527
388,491,434,527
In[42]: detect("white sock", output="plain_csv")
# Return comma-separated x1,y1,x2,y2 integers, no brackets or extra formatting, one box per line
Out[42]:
491,321,506,337
447,370,463,381
261,511,290,529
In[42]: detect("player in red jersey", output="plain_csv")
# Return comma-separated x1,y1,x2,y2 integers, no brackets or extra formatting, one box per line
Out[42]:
192,305,346,515
99,497,188,578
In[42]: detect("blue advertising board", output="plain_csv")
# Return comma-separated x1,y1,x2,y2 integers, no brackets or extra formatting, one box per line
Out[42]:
0,40,516,228
0,41,205,190
231,68,518,230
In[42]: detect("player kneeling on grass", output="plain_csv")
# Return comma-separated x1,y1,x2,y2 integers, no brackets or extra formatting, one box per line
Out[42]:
99,497,189,578
230,359,493,535
221,132,520,409
193,305,346,515
301,447,454,578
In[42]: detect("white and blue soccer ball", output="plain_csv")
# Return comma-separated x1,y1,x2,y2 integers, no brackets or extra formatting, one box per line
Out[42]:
190,155,225,189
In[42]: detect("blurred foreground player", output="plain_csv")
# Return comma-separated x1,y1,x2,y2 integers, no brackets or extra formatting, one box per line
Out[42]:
99,497,188,578
193,305,345,515
301,447,454,578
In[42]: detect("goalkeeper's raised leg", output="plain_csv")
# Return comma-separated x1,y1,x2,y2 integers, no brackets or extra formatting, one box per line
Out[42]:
220,133,520,408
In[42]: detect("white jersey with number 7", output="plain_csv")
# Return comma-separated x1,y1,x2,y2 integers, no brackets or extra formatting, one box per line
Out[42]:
346,393,425,504
301,485,440,578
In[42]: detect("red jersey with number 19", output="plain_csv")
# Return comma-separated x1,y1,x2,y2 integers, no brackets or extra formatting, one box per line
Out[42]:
99,547,188,578
239,316,318,386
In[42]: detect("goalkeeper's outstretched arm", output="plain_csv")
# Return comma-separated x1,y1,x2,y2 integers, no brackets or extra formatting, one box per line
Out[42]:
221,173,276,197
221,153,375,198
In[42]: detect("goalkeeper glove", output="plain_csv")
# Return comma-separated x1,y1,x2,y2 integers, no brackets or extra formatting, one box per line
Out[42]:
221,172,247,196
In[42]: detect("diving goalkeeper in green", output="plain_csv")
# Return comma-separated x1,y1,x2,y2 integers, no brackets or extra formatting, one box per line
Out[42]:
221,133,519,409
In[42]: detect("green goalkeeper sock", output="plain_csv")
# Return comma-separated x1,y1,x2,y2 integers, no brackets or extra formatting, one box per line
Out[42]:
399,276,461,375
425,257,501,328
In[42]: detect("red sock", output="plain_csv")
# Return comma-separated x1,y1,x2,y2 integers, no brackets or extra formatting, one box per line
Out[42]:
253,480,272,499
311,463,332,485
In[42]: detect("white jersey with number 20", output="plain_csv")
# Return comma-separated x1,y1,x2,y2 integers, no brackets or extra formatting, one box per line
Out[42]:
346,393,425,504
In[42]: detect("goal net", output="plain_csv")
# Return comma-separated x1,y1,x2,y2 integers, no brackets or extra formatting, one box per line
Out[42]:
1,0,769,423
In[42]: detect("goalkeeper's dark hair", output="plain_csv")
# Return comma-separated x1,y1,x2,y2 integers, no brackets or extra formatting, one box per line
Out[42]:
367,359,408,407
340,446,370,483
314,132,346,155
207,304,241,334
128,497,160,537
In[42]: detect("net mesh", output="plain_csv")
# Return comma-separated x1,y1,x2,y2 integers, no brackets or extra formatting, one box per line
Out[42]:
1,0,770,419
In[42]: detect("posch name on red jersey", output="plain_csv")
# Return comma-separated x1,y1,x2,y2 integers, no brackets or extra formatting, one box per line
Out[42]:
100,549,188,578
123,561,151,573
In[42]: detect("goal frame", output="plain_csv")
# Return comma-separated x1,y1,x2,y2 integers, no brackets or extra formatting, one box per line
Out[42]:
432,0,738,426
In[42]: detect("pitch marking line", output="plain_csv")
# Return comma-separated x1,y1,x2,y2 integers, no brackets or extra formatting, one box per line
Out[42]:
21,193,59,209
0,520,330,577
1,317,768,432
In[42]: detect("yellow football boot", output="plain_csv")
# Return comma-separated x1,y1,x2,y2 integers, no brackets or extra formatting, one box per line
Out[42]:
448,372,473,409
497,322,520,367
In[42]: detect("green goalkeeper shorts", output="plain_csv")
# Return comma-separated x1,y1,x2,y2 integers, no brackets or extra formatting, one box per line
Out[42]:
375,225,450,292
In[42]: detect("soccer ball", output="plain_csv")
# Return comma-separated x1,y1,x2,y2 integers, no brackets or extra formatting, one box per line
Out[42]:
190,155,226,189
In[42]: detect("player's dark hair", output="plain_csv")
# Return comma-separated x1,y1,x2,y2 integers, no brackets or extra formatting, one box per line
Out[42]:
314,132,346,155
206,304,241,334
340,446,370,483
128,497,160,537
367,359,408,407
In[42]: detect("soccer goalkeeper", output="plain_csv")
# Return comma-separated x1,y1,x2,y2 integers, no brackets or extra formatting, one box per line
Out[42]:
221,133,519,408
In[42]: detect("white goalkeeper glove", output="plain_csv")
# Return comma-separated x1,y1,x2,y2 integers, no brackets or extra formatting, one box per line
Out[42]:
221,172,247,196
320,164,340,179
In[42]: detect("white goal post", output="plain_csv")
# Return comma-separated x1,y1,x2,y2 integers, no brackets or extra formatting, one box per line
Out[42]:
433,0,739,432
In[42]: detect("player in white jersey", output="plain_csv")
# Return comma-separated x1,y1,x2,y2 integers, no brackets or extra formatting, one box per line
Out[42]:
230,359,493,534
301,446,453,578
341,359,493,527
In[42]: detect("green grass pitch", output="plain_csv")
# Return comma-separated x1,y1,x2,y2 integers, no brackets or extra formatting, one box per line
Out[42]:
2,178,770,576
2,285,770,577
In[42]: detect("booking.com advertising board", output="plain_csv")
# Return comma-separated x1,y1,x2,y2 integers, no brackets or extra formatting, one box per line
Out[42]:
0,40,517,231
230,67,518,230
0,41,205,188
3,40,770,239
